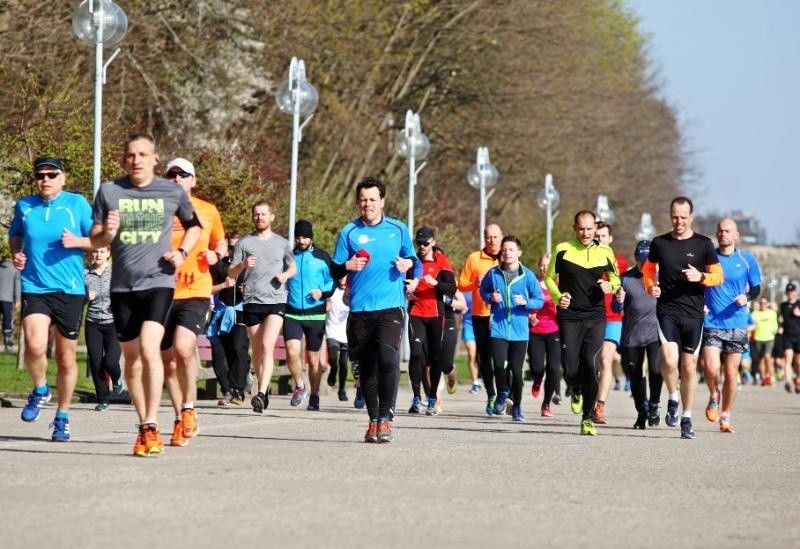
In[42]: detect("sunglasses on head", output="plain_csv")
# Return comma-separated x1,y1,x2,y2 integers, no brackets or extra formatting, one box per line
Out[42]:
166,171,192,179
35,171,61,181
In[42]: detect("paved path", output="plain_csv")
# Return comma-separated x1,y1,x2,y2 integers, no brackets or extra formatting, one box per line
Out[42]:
1,382,799,548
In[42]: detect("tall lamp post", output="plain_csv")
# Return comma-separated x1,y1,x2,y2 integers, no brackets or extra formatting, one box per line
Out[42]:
467,147,499,247
596,194,615,224
634,213,656,241
276,57,318,241
536,173,560,253
395,110,430,236
72,0,128,198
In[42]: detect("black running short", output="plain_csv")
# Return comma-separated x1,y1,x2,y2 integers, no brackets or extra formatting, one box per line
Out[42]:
111,288,174,342
283,316,325,351
161,298,212,350
657,312,703,355
21,292,84,340
242,303,285,327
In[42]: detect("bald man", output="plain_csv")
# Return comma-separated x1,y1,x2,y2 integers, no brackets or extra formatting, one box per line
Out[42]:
700,218,761,434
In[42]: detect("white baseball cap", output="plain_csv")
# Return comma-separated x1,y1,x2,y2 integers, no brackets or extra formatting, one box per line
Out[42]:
165,157,195,176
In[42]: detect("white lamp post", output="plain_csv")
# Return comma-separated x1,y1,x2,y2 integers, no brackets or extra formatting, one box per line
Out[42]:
536,173,560,253
72,0,128,198
596,194,615,224
634,213,656,242
395,110,430,236
276,57,318,241
467,147,499,247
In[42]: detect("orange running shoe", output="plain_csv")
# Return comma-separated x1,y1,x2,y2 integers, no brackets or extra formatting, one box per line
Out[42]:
705,393,720,422
143,423,164,455
133,426,148,457
170,419,187,447
592,402,607,425
719,416,735,433
377,420,394,443
364,421,378,443
181,408,199,438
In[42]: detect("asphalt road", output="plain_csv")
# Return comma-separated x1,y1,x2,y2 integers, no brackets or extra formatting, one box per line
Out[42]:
1,380,799,548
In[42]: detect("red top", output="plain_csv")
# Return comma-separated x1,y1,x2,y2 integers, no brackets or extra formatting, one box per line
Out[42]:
410,250,455,318
604,254,628,322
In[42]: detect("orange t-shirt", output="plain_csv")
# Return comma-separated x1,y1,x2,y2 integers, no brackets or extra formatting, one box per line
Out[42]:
458,249,499,317
171,196,225,299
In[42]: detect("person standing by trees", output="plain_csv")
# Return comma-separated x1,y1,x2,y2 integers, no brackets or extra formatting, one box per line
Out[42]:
10,157,94,442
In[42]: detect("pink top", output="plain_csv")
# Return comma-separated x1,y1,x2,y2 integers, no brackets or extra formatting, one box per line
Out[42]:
530,279,558,334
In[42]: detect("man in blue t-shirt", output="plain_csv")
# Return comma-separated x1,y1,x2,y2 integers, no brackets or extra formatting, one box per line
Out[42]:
9,157,93,442
331,177,416,443
701,218,761,433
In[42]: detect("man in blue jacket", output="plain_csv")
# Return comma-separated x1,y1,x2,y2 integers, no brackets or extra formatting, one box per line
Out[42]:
285,220,334,411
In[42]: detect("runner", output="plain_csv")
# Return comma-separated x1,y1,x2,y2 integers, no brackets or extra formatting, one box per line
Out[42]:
330,177,416,443
480,235,543,421
778,283,800,393
160,158,226,447
89,133,201,456
228,201,296,413
10,157,93,441
642,196,722,439
751,297,779,386
545,210,619,436
527,253,561,417
325,277,351,401
460,291,481,395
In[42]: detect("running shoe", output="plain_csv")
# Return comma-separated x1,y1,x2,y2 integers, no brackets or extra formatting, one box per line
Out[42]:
705,393,720,422
613,379,621,391
786,381,792,393
408,396,421,414
580,419,597,436
364,421,378,443
353,389,366,409
112,378,124,395
511,406,524,422
377,420,394,443
486,396,496,416
425,397,438,416
647,403,661,427
230,391,244,406
469,382,482,395
217,392,233,407
181,408,199,438
21,388,52,423
50,417,70,442
552,394,561,405
570,392,583,415
94,402,110,412
338,389,348,402
665,399,680,427
592,402,607,425
531,379,542,398
680,417,695,439
633,413,647,430
307,393,320,411
251,392,267,414
326,368,337,388
170,420,187,447
494,389,510,415
719,416,735,433
741,371,751,385
624,378,631,392
447,372,457,394
541,404,553,417
143,423,164,455
133,426,148,457
290,385,308,407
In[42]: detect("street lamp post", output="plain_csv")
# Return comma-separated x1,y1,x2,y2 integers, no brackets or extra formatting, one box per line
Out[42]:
536,173,560,253
596,194,615,224
467,147,499,247
72,0,128,198
634,213,656,242
395,110,430,236
276,57,318,241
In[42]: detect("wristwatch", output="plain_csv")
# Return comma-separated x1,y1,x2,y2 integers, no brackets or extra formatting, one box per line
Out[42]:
178,248,188,259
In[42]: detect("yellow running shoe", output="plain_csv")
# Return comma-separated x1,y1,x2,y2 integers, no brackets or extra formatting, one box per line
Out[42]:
570,393,583,415
580,419,597,436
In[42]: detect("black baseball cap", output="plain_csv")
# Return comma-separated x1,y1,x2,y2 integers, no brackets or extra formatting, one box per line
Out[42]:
787,283,797,292
34,157,65,172
415,226,435,243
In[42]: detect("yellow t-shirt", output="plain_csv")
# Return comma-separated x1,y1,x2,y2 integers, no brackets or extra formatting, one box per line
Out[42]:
171,196,225,299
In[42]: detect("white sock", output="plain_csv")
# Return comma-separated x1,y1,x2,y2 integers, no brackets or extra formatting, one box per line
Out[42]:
682,411,691,419
181,402,194,410
669,391,680,403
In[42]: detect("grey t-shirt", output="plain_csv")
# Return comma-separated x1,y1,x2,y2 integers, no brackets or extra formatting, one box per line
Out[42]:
93,176,197,292
620,267,659,347
231,232,295,305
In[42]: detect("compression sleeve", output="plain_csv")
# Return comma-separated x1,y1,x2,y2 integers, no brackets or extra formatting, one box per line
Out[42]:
701,262,724,287
642,260,658,294
747,284,761,301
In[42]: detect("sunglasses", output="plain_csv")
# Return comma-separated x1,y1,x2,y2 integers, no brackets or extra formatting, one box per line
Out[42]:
416,240,433,247
35,172,61,181
166,171,192,179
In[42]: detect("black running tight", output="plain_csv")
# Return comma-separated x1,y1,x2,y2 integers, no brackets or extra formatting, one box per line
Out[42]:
623,341,663,414
491,338,528,407
528,331,561,406
559,318,605,419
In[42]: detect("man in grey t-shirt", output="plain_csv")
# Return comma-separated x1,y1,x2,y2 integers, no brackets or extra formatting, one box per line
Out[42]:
88,132,201,457
228,201,296,413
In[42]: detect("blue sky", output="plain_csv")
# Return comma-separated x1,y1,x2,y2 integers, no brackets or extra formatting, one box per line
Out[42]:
628,0,800,244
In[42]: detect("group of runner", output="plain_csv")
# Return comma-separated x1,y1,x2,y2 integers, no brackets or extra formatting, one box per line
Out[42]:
9,137,795,450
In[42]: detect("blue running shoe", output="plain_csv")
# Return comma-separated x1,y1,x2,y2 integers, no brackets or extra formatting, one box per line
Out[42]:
408,395,421,414
425,397,438,416
21,388,52,423
494,389,509,415
353,389,366,409
665,399,680,427
485,396,496,416
680,417,695,439
50,417,70,442
511,406,524,422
